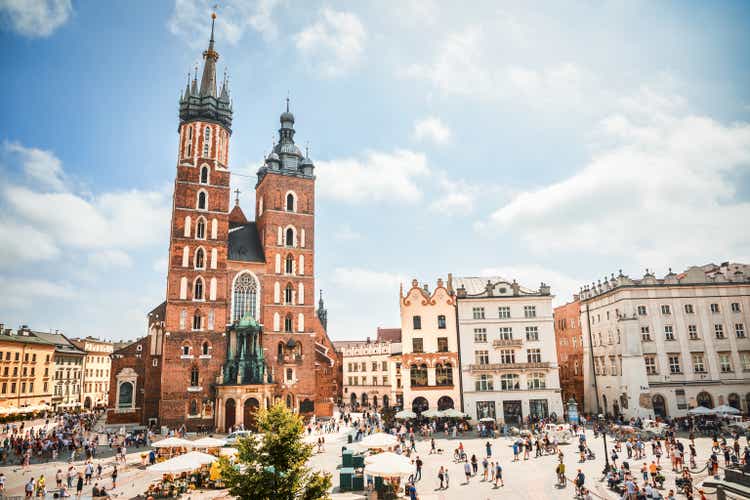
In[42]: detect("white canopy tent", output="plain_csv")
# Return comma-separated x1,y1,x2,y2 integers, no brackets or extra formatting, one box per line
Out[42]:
421,409,441,418
687,406,716,416
394,410,416,420
363,452,413,477
152,437,195,448
146,451,216,474
359,432,398,450
191,437,227,448
714,404,741,415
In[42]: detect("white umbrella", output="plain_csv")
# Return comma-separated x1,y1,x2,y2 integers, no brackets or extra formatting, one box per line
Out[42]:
364,452,413,477
219,447,239,457
479,417,495,422
151,437,195,448
147,451,216,474
421,409,441,418
394,410,416,420
359,432,398,449
192,437,227,448
441,408,467,418
715,405,740,415
688,406,716,416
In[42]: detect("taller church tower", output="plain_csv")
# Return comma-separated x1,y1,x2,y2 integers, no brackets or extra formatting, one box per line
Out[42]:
160,13,233,428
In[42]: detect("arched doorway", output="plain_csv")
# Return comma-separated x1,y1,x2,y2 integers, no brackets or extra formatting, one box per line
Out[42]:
350,393,357,407
243,398,260,430
652,394,667,418
300,399,314,413
361,393,368,407
225,399,236,431
696,391,713,408
84,396,92,409
412,397,428,415
437,396,454,410
383,395,389,408
118,381,133,409
373,395,378,408
728,393,740,410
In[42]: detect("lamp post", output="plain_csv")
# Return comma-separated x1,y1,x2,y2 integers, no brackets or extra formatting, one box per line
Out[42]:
585,302,610,474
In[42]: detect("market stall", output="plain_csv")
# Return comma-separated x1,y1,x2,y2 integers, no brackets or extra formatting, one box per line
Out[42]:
364,452,414,498
151,437,195,459
359,432,398,451
145,451,222,497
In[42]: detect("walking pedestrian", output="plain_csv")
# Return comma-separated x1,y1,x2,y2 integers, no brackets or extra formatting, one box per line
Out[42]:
76,473,84,499
464,462,471,483
494,461,503,487
438,466,444,489
415,456,422,481
111,464,118,489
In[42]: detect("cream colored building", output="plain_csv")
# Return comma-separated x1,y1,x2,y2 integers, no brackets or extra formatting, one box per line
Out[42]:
0,325,56,411
400,278,461,414
454,277,563,425
581,262,750,419
72,337,113,409
337,339,401,410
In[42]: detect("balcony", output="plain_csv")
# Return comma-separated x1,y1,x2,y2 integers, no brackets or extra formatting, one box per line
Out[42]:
493,339,523,349
467,361,551,372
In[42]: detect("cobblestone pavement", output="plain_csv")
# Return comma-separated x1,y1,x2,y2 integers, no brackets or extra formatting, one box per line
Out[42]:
0,420,735,499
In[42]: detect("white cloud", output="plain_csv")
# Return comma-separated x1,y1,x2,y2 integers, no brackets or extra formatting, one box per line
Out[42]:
429,174,477,214
480,89,750,269
294,8,365,78
5,141,65,191
334,224,361,241
316,149,430,204
88,250,133,269
168,0,280,47
4,185,171,251
331,267,405,293
0,276,75,309
478,265,583,306
0,0,71,37
0,218,59,265
413,117,452,145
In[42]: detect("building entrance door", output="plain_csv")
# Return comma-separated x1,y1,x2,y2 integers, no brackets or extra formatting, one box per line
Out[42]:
225,399,236,431
502,400,522,426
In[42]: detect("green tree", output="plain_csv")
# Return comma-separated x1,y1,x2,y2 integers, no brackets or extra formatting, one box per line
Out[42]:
220,403,332,500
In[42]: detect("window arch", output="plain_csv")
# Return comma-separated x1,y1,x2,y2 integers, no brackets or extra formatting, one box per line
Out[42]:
179,277,188,300
285,227,295,247
117,381,133,409
500,373,520,391
436,363,453,385
182,246,190,267
410,364,427,386
277,342,284,361
194,277,204,300
189,400,198,415
181,343,191,356
232,272,259,322
527,373,546,389
285,254,294,274
284,314,293,333
185,125,193,157
197,190,208,210
179,309,187,330
195,248,205,269
285,283,294,304
196,217,206,239
202,342,209,356
273,312,280,331
298,313,304,332
183,216,191,237
202,125,211,157
286,192,296,212
190,366,199,386
192,310,202,330
200,165,209,184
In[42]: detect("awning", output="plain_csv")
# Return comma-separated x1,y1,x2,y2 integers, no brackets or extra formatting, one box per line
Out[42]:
147,451,216,474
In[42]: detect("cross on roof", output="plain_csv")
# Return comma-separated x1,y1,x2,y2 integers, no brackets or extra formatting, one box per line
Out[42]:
234,188,241,206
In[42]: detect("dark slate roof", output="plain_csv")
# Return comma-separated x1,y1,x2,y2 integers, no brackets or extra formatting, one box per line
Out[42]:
29,331,86,356
228,222,265,262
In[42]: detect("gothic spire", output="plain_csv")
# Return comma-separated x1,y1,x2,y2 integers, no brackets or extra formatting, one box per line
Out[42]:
199,12,219,98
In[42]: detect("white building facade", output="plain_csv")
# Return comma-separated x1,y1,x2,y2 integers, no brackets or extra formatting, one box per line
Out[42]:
339,340,401,410
455,277,564,425
72,337,113,409
580,262,750,420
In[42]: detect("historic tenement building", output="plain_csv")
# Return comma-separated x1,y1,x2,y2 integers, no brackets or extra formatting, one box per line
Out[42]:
107,15,339,431
71,337,113,409
400,278,461,415
0,325,56,412
580,262,750,419
455,277,563,425
336,335,402,411
553,298,584,409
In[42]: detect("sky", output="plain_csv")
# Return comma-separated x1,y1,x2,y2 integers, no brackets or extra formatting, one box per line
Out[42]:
1,0,749,342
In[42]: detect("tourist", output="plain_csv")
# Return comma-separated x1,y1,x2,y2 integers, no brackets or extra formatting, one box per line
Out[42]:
407,481,417,500
25,478,34,498
56,469,63,489
415,456,422,481
494,461,503,487
471,454,478,475
464,461,471,483
76,473,84,499
67,466,76,489
574,469,585,496
444,466,450,488
430,438,436,454
482,456,488,480
111,464,118,489
485,441,492,457
438,466,445,488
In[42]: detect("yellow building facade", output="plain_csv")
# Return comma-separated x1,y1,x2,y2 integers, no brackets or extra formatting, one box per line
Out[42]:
0,327,56,410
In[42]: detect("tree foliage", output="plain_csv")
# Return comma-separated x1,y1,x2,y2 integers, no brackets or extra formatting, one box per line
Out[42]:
220,403,332,500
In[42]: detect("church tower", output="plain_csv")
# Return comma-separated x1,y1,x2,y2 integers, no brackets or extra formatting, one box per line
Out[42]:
160,13,233,429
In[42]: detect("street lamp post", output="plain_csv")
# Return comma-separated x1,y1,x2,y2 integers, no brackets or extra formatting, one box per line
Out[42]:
585,302,610,474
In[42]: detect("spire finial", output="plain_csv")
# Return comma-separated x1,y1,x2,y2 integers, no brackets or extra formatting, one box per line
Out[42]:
305,141,310,157
210,9,217,42
234,188,241,206
286,94,290,112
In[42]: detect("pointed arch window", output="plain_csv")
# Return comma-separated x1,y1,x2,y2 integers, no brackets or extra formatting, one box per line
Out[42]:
285,227,294,247
196,218,206,239
189,400,198,415
284,314,293,333
233,272,258,322
277,342,284,361
202,342,210,356
195,248,205,269
192,311,202,330
197,191,207,210
284,284,294,305
203,126,211,157
190,366,199,386
285,254,294,274
286,192,296,212
200,166,209,184
194,278,204,300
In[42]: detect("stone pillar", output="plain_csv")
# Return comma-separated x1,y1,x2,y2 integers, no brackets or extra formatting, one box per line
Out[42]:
236,397,243,428
216,399,223,432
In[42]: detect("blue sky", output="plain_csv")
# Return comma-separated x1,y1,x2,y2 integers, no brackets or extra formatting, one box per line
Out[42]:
1,0,749,342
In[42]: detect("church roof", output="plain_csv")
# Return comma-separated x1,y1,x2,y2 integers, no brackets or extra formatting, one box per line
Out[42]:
227,222,264,262
228,205,248,226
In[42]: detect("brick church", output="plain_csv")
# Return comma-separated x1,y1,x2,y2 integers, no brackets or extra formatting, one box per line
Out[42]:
107,15,340,432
